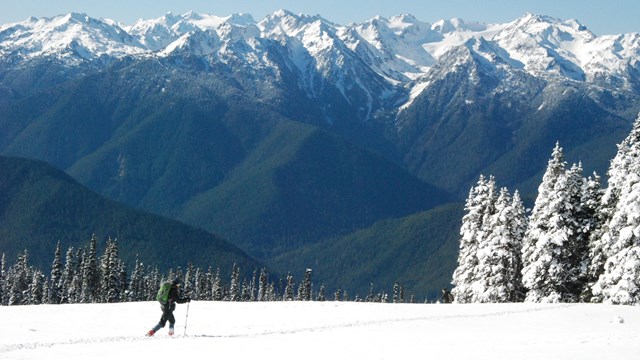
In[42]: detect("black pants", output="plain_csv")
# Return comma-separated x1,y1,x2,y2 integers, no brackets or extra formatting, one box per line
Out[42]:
159,302,176,327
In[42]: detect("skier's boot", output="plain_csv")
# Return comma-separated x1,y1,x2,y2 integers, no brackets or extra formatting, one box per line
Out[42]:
168,327,175,336
147,323,162,337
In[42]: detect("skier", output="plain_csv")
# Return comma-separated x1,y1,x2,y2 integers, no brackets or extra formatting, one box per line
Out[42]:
147,278,191,336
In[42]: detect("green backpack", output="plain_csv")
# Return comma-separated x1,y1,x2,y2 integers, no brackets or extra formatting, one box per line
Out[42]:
156,282,172,304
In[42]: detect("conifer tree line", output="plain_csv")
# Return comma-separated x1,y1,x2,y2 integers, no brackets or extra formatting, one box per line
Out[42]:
452,113,640,305
0,236,413,306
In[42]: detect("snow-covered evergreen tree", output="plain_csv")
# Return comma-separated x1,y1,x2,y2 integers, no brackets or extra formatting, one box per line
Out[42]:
249,268,258,301
474,188,527,302
212,267,223,301
392,283,398,303
8,250,31,305
241,278,252,301
522,143,589,302
522,143,566,302
365,283,376,302
69,248,84,303
0,253,6,305
564,163,596,300
510,190,528,300
267,282,277,301
128,256,145,302
29,270,45,305
49,241,63,304
229,263,240,301
284,273,295,301
451,175,497,303
592,114,640,304
41,278,49,305
60,247,75,304
317,284,326,301
201,267,214,301
184,263,195,299
99,239,123,303
145,266,161,302
257,268,268,302
298,269,312,301
579,171,603,301
81,235,100,303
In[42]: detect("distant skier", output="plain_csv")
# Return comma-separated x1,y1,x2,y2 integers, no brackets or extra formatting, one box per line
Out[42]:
147,278,191,336
441,288,454,304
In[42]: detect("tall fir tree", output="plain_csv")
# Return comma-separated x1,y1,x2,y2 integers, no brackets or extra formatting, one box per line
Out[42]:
317,284,326,301
241,278,252,301
212,267,223,301
284,273,295,301
249,268,258,302
49,241,63,304
128,256,145,302
184,263,195,299
70,248,84,303
145,266,161,302
257,268,268,302
41,278,50,305
393,282,401,303
592,113,640,304
81,235,100,303
510,190,528,301
29,270,45,305
118,264,128,302
0,253,6,305
451,175,497,303
563,163,596,300
8,250,31,305
584,173,605,298
522,143,589,302
229,263,240,301
202,267,213,300
99,239,123,303
267,282,277,301
60,247,75,304
299,269,312,301
475,188,527,302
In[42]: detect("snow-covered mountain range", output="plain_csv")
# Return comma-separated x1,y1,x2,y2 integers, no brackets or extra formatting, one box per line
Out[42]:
2,10,640,296
1,10,638,114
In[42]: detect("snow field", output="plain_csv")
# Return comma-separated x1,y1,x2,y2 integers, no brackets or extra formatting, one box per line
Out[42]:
1,301,639,359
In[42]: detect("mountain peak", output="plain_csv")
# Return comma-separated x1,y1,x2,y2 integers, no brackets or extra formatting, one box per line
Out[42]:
510,12,591,35
64,12,91,23
431,18,487,34
226,13,257,27
259,9,330,37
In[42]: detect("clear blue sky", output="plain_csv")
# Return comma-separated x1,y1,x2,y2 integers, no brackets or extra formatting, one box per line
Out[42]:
1,0,638,35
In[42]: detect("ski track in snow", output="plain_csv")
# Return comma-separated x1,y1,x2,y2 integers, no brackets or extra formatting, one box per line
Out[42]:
0,303,573,355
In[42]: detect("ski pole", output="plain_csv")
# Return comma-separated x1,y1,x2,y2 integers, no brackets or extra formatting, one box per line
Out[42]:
183,301,190,336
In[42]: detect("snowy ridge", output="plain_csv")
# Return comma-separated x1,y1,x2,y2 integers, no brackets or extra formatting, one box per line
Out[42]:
1,11,639,113
0,13,149,62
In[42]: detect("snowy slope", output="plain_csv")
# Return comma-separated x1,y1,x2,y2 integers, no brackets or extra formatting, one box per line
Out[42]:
0,13,148,62
1,302,639,359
